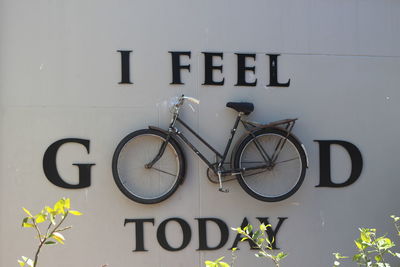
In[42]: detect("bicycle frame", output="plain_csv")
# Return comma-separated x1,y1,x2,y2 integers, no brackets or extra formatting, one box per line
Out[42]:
171,116,241,174
148,111,292,176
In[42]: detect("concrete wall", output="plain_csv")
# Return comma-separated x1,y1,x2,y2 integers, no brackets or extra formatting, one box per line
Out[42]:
1,0,400,266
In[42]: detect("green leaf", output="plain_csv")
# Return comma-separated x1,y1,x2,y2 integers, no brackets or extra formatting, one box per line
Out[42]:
44,241,56,245
22,222,35,228
20,257,33,267
54,198,66,214
260,224,267,231
276,252,287,260
204,257,231,267
45,206,53,213
252,230,261,240
52,232,65,244
235,228,245,235
247,224,253,233
355,240,364,250
333,253,348,259
377,237,394,249
255,251,267,258
21,217,29,227
50,214,56,225
360,231,371,243
22,208,33,217
353,253,363,263
69,210,82,216
35,214,46,224
65,198,71,209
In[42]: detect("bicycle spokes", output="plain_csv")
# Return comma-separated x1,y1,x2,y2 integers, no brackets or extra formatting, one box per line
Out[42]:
273,157,300,165
234,129,306,202
151,166,178,177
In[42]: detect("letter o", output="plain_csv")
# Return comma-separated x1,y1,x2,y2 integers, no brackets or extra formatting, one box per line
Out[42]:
156,217,191,251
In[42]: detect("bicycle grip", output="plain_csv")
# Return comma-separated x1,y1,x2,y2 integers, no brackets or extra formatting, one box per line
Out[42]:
186,97,200,105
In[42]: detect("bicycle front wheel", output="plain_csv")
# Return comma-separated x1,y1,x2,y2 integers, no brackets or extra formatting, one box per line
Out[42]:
234,128,306,202
112,129,185,204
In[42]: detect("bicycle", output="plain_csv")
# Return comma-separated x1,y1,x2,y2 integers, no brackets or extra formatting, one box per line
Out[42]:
112,95,308,204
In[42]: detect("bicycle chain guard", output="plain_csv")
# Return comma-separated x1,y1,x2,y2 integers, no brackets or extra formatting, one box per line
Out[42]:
206,163,237,184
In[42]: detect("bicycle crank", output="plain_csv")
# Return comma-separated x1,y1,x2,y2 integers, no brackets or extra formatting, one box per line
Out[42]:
217,171,229,193
206,167,237,184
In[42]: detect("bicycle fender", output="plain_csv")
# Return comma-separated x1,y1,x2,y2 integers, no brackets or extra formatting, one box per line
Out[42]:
264,126,309,168
280,129,309,168
147,126,187,183
234,127,309,168
148,126,169,134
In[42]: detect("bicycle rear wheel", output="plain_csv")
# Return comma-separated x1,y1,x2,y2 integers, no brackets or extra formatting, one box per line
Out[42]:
112,129,185,204
234,128,306,202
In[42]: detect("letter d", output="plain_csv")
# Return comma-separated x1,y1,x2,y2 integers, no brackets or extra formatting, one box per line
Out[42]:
314,140,363,187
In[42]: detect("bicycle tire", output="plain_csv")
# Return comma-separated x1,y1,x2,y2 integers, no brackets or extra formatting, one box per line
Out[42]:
112,129,185,204
233,128,306,202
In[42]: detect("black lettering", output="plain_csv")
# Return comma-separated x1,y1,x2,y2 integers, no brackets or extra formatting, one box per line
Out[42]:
117,50,133,84
202,52,224,85
196,218,229,250
43,138,95,189
157,218,191,251
267,54,290,87
169,51,191,84
230,217,287,250
124,218,155,252
256,217,287,249
230,217,257,250
315,140,363,187
235,53,257,86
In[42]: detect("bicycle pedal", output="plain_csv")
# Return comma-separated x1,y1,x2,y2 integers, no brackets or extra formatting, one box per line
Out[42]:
218,188,229,193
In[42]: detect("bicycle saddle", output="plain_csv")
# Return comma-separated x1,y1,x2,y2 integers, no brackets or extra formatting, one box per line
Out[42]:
226,102,254,115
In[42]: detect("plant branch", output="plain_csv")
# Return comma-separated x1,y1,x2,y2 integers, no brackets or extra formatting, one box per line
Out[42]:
33,213,69,267
31,219,43,243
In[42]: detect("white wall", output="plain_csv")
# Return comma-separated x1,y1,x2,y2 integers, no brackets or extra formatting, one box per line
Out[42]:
1,0,400,266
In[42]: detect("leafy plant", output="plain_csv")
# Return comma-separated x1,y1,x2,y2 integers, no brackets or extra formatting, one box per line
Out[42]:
205,256,231,267
19,197,82,267
235,224,287,267
333,215,400,267
205,224,287,267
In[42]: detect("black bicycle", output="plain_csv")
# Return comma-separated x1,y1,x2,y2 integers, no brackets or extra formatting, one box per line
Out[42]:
112,95,308,204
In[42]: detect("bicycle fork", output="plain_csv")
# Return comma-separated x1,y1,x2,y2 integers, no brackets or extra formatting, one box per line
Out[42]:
144,135,171,169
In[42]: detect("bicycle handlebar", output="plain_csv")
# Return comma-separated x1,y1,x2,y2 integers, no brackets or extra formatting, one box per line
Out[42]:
171,95,200,115
183,96,200,105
